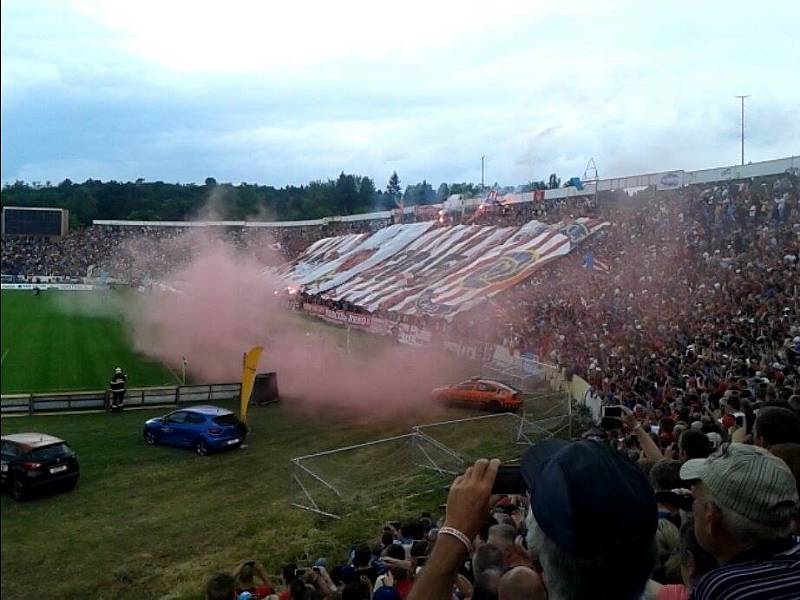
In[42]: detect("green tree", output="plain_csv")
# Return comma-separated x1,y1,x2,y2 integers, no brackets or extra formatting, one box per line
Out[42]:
334,172,359,214
65,187,98,226
386,171,401,207
357,176,377,212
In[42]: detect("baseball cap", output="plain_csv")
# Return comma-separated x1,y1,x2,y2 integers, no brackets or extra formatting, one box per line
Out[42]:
705,432,722,450
373,587,401,600
680,443,798,525
521,439,657,558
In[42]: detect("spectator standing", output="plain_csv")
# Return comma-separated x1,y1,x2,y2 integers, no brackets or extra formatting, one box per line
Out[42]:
205,572,236,600
233,561,274,599
410,439,660,600
753,407,800,448
680,443,800,599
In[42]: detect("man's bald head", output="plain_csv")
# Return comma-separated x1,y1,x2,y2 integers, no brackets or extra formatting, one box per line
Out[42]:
498,566,545,600
487,523,517,552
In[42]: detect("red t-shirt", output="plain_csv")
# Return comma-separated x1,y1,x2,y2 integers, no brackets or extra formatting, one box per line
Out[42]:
721,413,735,431
657,583,689,600
396,578,413,599
236,585,273,599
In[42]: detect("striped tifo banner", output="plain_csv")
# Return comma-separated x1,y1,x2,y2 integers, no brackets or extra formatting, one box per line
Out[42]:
283,218,608,319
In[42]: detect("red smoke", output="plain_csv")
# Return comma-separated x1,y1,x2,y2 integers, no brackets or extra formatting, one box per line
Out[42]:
128,232,467,417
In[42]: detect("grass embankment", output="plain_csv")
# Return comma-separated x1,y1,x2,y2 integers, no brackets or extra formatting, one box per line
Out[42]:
0,401,482,599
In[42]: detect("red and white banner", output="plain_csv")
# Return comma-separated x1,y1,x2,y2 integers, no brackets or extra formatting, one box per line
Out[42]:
300,303,432,346
287,218,607,319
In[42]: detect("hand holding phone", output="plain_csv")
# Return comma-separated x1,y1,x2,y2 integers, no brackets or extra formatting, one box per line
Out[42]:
490,465,527,495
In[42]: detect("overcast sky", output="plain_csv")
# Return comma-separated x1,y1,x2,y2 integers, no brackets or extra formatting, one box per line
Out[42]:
2,0,798,189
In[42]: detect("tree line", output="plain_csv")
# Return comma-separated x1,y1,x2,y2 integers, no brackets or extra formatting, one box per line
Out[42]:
0,170,566,228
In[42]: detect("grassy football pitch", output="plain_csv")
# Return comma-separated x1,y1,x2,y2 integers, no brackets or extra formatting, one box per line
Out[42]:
0,401,456,600
0,291,476,599
1,290,179,394
0,289,557,599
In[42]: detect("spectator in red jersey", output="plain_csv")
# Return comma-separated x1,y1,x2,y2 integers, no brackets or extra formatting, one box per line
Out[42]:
233,561,274,600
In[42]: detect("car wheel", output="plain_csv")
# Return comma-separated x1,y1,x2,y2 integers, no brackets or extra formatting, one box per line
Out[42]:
11,480,27,502
144,430,157,445
194,439,209,456
489,400,502,413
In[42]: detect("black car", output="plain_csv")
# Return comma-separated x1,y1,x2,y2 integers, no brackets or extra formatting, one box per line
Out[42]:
1,433,80,501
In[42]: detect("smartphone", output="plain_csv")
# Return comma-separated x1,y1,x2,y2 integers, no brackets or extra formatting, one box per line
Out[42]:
491,465,527,495
312,566,322,573
602,406,622,418
655,490,694,512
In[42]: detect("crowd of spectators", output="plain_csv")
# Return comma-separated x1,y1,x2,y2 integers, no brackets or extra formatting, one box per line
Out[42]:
466,194,598,228
0,216,395,283
205,417,799,599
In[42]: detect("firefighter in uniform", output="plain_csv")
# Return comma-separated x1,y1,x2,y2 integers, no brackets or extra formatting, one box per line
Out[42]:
109,367,127,411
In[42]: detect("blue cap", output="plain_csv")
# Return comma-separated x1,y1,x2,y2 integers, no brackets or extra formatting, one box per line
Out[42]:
521,439,657,558
373,586,401,600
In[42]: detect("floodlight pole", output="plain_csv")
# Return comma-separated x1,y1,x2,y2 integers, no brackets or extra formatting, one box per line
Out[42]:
584,158,599,207
481,155,485,189
735,95,750,166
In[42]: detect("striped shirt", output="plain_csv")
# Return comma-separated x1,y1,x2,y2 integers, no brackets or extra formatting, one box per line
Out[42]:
690,538,800,600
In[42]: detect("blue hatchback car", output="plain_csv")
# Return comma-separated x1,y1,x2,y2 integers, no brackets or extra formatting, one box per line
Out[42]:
143,405,247,456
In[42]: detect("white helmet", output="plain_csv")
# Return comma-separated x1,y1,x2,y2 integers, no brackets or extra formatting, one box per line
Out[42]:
115,367,122,373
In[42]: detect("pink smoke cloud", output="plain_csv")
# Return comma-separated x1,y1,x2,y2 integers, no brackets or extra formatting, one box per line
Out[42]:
128,232,468,417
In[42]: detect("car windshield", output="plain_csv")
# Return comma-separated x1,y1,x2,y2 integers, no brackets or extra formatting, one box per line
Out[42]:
29,443,72,460
212,414,239,426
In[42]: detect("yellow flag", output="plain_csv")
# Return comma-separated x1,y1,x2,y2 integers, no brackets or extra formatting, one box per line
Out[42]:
239,346,263,423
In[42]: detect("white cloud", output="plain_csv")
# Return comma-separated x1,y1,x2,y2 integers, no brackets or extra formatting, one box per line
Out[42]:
1,0,798,186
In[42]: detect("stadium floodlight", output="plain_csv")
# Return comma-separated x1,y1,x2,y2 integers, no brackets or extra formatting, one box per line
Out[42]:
735,95,750,166
584,158,599,206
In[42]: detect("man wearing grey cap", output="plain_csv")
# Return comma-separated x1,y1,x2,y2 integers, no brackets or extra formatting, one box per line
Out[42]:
680,443,799,599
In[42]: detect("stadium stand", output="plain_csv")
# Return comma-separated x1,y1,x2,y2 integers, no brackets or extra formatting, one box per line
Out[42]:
201,170,799,599
4,163,800,599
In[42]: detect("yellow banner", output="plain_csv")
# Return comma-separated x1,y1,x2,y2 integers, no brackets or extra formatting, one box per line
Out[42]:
239,346,263,423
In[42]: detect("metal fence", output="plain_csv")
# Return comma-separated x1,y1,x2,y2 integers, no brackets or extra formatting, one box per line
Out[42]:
290,411,552,519
0,383,242,416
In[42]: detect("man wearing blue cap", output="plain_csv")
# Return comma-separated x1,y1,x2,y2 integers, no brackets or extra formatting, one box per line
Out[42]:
409,439,659,600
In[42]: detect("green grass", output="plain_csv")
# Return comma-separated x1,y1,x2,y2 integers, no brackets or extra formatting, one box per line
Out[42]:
1,290,179,394
0,401,475,599
0,290,565,599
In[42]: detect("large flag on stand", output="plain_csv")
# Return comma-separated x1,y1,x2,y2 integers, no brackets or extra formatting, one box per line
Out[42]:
240,346,263,424
284,218,608,318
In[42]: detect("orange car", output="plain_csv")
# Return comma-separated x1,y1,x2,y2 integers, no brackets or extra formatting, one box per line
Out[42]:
432,378,522,412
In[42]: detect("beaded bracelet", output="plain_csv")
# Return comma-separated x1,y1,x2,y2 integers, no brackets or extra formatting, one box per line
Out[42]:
438,526,473,553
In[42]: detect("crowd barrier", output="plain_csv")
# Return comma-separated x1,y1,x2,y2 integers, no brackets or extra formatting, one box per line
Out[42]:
0,383,242,416
1,282,95,291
